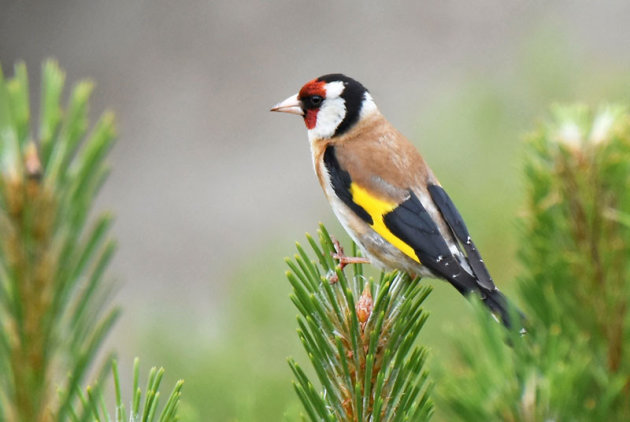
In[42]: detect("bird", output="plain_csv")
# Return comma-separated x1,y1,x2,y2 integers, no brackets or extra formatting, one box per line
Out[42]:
271,73,516,327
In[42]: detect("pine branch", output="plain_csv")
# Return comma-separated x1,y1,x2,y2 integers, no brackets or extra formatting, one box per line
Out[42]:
0,60,184,422
0,59,118,421
438,104,630,421
70,358,184,422
522,105,630,372
287,224,433,421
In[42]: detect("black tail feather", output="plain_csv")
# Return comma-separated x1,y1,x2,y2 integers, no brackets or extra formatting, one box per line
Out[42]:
480,288,526,330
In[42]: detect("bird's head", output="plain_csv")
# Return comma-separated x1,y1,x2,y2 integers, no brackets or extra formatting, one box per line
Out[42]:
271,74,378,141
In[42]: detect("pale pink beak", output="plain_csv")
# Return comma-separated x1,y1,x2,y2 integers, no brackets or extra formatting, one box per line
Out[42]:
270,94,304,116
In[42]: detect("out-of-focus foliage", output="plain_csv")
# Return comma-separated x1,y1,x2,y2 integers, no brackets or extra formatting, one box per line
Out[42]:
75,358,183,422
0,59,118,421
438,105,630,421
0,60,183,422
522,105,630,374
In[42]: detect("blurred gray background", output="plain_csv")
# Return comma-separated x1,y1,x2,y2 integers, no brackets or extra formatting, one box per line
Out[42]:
2,1,630,419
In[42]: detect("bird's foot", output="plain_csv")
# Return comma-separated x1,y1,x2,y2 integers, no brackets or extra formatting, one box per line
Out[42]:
329,238,370,284
331,238,370,268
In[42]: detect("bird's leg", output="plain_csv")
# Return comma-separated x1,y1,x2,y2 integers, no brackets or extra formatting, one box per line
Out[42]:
329,238,370,283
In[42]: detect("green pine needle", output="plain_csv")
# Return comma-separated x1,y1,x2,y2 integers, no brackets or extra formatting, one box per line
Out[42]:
287,224,433,421
70,358,183,422
438,104,630,421
0,60,184,422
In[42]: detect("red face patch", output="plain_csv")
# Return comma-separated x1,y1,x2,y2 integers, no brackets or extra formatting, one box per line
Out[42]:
299,79,327,130
304,109,319,129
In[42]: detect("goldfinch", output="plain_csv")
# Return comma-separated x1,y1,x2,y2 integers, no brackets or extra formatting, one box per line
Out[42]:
271,74,514,326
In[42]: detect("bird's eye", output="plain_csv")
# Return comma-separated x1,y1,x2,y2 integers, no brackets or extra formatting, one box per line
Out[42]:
309,95,323,107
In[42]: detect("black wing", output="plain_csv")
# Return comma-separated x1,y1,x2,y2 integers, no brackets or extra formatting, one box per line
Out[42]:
382,190,480,296
427,184,515,326
384,186,513,326
427,184,497,291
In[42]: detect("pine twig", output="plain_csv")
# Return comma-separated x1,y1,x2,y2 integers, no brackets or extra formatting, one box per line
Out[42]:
287,224,433,421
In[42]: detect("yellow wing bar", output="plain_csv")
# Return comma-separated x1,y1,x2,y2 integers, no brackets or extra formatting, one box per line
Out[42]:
349,183,420,263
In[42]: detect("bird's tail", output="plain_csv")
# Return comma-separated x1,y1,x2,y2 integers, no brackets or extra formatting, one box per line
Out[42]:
480,288,524,330
436,264,525,330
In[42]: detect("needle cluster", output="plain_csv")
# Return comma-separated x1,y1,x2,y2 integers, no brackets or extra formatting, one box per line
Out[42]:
0,60,183,422
439,105,630,421
286,225,433,421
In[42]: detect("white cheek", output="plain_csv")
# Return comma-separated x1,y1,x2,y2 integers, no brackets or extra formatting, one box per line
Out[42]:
307,81,347,141
307,97,346,141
